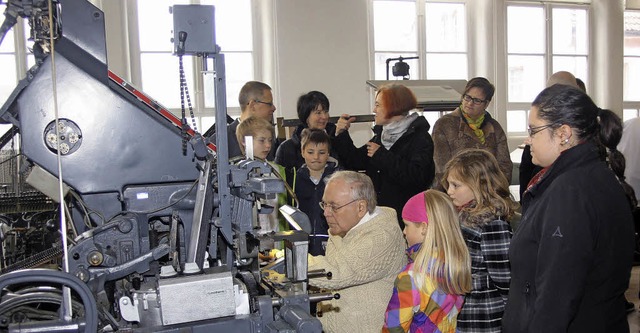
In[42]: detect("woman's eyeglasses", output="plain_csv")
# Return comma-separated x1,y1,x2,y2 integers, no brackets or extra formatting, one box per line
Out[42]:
527,123,555,137
462,94,487,105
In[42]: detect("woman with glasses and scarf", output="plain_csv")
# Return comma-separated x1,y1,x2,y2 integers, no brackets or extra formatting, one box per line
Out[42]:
432,77,512,189
332,84,435,228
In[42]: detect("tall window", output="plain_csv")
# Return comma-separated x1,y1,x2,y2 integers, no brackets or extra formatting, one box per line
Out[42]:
371,0,466,127
506,3,588,133
136,0,255,131
0,3,33,135
0,2,17,104
624,10,640,121
372,0,467,80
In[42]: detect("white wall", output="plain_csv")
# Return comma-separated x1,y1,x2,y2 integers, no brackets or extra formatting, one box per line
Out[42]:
93,0,626,149
273,0,374,146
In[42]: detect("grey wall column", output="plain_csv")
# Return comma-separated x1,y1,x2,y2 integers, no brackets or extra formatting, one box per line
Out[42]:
467,0,505,124
591,0,624,114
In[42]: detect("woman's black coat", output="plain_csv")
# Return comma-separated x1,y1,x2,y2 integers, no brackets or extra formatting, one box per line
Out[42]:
502,142,634,333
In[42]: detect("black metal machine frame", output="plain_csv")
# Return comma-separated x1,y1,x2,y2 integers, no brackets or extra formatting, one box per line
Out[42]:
0,1,331,331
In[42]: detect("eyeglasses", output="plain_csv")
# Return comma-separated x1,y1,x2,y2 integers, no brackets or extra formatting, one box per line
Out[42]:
527,123,555,137
254,100,274,107
319,199,360,213
462,94,487,105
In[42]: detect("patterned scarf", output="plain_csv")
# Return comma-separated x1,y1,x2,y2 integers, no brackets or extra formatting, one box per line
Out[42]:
461,107,486,144
525,166,549,196
381,113,418,150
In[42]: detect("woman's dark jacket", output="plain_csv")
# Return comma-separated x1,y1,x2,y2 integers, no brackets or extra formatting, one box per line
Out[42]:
332,116,435,227
502,142,634,333
293,160,339,256
275,123,337,183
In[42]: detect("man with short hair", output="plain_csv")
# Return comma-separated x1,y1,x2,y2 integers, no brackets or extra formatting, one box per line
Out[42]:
308,171,406,333
546,70,579,88
209,81,278,160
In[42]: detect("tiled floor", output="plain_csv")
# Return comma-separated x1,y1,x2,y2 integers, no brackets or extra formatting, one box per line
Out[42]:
628,266,640,331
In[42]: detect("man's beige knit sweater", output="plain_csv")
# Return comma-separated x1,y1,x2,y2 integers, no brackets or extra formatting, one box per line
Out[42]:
308,207,407,333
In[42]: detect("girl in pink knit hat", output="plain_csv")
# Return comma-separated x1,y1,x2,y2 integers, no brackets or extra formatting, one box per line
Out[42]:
383,189,471,333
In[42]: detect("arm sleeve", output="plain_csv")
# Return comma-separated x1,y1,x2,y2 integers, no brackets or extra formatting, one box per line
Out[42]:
382,271,418,333
274,140,295,169
331,131,370,171
369,132,435,190
494,125,514,183
307,229,400,290
519,145,536,199
529,186,594,332
481,220,513,303
432,119,452,188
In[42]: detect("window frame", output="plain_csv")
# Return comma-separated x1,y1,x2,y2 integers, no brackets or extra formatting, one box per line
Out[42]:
623,9,640,121
505,2,590,134
128,0,258,132
370,0,468,81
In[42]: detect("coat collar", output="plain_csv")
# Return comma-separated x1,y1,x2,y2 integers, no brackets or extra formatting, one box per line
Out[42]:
523,141,602,206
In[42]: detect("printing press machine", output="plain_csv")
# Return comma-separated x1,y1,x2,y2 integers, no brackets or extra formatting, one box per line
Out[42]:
0,1,334,331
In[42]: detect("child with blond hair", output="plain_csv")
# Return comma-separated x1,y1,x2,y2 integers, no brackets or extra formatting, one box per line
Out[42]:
442,148,519,332
383,189,472,333
236,116,288,234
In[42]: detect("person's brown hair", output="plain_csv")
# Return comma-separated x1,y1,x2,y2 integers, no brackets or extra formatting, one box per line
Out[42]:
376,84,417,119
441,148,519,221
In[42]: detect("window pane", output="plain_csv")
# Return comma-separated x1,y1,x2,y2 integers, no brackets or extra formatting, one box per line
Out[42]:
425,53,467,79
507,110,528,133
624,57,640,101
0,55,17,102
0,25,14,53
422,112,439,134
552,8,588,55
624,11,640,56
140,53,194,109
508,55,545,103
373,1,417,51
552,56,587,84
373,52,419,80
202,0,252,51
425,3,466,52
508,6,544,54
200,116,216,132
204,52,253,108
623,109,639,122
138,0,190,52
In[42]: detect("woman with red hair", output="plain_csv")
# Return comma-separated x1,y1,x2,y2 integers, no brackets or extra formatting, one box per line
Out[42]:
332,84,435,228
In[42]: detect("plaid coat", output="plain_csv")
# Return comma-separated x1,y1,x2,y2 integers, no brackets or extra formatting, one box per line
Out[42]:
457,217,512,333
383,243,465,333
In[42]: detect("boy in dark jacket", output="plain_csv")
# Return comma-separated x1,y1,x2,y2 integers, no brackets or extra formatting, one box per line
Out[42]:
293,129,339,255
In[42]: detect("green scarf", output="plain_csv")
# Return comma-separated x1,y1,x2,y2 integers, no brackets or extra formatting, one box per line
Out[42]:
461,107,486,144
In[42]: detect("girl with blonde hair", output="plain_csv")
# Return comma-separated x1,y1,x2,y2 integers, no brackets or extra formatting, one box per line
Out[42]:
442,148,519,332
383,189,472,333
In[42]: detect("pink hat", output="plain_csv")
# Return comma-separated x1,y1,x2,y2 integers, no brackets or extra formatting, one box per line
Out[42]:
402,192,428,224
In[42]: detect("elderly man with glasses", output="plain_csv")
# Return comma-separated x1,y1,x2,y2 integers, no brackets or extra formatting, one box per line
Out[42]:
308,171,406,333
